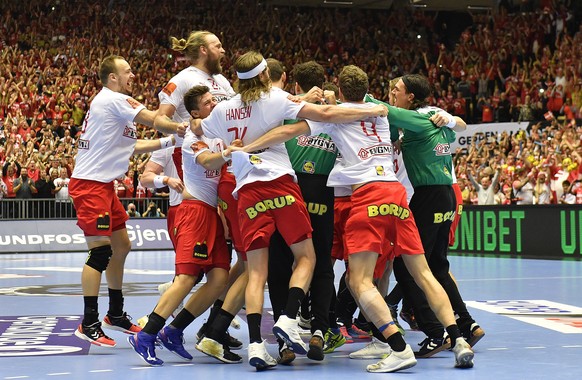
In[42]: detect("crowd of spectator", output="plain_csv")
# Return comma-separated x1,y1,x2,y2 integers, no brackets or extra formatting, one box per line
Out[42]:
0,0,581,217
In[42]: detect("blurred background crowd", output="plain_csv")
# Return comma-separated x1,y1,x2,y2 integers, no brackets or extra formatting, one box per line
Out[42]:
1,0,581,215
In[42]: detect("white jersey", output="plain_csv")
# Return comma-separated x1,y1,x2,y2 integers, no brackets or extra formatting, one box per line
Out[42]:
149,147,182,207
202,88,305,195
307,102,397,187
181,128,223,207
393,151,414,202
72,87,145,183
159,66,235,145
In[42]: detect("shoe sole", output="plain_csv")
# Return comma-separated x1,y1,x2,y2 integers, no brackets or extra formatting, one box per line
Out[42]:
74,328,116,348
196,340,241,364
249,357,277,370
349,353,389,360
102,320,139,335
277,351,296,365
455,350,475,369
367,357,417,373
127,336,163,366
466,329,485,348
307,345,324,361
323,338,346,354
272,326,307,355
414,340,451,358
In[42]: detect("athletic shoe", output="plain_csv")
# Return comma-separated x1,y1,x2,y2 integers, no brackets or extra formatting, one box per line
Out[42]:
248,341,277,370
346,325,371,341
339,325,354,343
298,314,312,330
399,310,419,331
158,281,184,318
452,337,474,368
128,332,163,366
414,335,451,358
463,323,485,348
225,330,243,350
277,343,296,365
196,336,243,364
157,326,193,361
74,322,116,347
349,338,392,359
137,315,148,328
323,328,346,354
230,316,242,330
388,305,405,335
102,312,141,334
307,330,324,361
366,344,417,373
272,315,307,354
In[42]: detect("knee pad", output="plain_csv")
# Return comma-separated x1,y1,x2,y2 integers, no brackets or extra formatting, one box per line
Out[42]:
86,245,113,273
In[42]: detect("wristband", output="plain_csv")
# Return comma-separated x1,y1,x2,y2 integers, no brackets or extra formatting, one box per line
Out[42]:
445,115,457,129
159,136,174,149
221,149,231,162
153,175,166,188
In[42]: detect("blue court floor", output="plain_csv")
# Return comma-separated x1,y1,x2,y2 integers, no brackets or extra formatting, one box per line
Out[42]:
1,251,581,380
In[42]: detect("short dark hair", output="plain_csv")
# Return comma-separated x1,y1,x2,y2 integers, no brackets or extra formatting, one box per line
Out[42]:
184,85,210,114
293,61,324,93
266,58,285,82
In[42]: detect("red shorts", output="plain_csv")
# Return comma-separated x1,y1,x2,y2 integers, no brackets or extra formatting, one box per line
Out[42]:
69,178,128,236
173,200,231,278
345,182,424,260
167,204,179,249
237,175,312,252
449,183,463,247
218,171,246,258
331,196,351,261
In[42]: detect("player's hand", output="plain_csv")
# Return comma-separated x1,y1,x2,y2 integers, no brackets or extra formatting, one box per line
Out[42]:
430,113,450,127
372,104,388,117
167,177,184,193
230,139,243,148
176,122,188,138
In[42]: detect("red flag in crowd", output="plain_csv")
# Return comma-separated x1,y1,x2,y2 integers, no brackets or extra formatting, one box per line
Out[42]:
544,111,554,121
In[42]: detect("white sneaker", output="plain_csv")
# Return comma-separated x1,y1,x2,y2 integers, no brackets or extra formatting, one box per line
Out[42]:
452,337,474,368
248,341,277,370
230,316,242,330
158,281,184,318
366,344,417,373
272,315,308,354
349,337,392,359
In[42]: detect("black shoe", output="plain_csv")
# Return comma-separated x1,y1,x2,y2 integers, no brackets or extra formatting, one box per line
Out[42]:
196,322,208,342
307,331,324,361
414,336,451,358
225,330,243,350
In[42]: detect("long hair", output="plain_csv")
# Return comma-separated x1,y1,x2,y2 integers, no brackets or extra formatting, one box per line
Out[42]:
401,74,430,110
233,51,271,106
170,31,213,62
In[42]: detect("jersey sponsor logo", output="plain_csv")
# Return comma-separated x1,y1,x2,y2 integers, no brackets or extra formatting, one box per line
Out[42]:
434,211,455,223
193,241,208,260
0,315,89,357
191,141,209,153
296,135,336,152
375,166,385,176
302,160,315,174
123,125,137,139
162,82,177,96
433,143,451,156
367,203,411,219
77,139,89,150
357,144,393,160
205,169,220,178
245,195,296,219
214,95,229,103
249,155,262,165
126,97,142,109
226,105,252,121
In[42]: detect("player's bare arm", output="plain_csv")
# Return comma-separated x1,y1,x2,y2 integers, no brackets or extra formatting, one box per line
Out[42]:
298,102,387,123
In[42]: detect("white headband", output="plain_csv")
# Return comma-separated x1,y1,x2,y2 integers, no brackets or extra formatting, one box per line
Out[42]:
236,59,267,80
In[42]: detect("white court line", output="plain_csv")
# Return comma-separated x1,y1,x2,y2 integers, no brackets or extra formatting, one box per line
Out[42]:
524,346,546,349
171,364,195,367
46,373,71,377
4,376,30,379
487,347,509,351
88,369,113,373
563,345,582,348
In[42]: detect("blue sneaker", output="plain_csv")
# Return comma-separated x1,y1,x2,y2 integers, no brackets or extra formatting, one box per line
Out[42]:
128,332,163,366
158,326,193,361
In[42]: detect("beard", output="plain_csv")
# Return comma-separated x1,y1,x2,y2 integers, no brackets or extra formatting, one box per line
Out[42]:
205,55,222,75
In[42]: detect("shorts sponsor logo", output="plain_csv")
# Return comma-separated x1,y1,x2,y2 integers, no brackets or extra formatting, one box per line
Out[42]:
0,315,89,357
218,197,228,211
193,241,208,260
433,211,455,223
367,203,411,219
306,202,328,216
245,195,296,219
96,213,110,230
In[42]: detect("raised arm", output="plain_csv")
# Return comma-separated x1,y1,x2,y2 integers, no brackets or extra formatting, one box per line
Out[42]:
297,102,387,123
